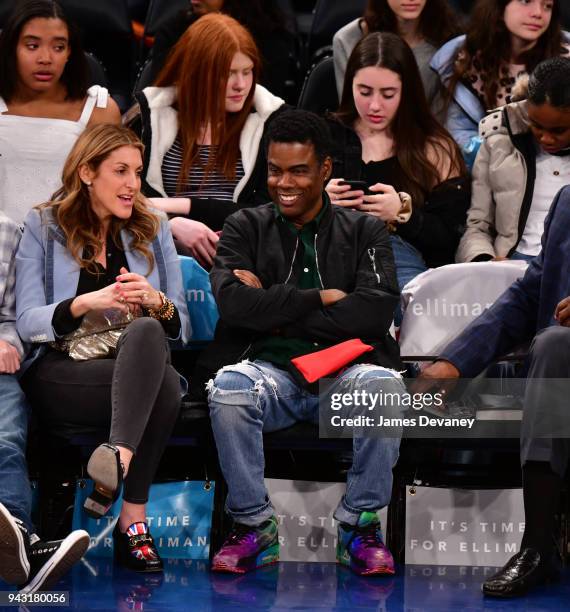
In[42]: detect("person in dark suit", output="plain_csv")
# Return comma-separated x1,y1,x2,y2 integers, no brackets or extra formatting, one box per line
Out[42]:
419,181,570,597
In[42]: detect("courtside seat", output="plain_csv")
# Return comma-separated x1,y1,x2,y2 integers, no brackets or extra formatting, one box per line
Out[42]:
85,52,108,89
305,0,366,67
142,0,188,40
298,55,338,116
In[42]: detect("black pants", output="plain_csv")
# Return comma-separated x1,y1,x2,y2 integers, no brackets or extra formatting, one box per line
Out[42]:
22,318,181,504
521,325,570,477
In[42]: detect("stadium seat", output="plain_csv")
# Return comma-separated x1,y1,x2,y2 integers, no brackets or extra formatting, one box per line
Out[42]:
127,0,150,23
298,55,338,115
562,2,570,29
143,0,188,39
398,261,528,360
386,260,531,563
85,52,108,89
305,0,366,66
64,1,134,107
0,0,132,34
132,56,156,95
275,0,298,34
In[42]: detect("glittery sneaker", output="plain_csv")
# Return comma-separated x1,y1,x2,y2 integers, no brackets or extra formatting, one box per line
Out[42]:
337,511,395,576
113,522,163,573
211,516,279,574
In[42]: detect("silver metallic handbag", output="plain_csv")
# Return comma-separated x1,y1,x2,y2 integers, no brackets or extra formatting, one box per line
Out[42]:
51,308,137,361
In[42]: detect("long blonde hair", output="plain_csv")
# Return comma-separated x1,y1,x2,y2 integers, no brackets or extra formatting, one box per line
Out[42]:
42,124,160,274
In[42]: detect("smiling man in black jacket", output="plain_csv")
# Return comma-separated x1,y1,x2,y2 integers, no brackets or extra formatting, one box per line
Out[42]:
206,109,405,576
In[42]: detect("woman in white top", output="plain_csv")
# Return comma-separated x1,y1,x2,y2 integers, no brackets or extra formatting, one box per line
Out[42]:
0,0,121,225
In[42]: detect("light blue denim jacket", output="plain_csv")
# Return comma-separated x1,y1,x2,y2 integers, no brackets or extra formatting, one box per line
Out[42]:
430,35,484,158
15,207,191,370
431,33,570,167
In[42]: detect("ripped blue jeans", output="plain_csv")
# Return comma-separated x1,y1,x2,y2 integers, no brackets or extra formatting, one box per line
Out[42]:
207,360,404,527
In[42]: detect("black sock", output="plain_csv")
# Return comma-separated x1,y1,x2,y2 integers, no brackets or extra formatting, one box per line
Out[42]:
520,461,562,556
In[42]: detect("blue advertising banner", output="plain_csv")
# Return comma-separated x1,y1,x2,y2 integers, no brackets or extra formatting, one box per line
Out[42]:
179,256,219,343
72,480,214,559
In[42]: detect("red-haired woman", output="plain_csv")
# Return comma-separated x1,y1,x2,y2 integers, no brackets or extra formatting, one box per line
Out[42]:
128,13,285,268
149,0,294,100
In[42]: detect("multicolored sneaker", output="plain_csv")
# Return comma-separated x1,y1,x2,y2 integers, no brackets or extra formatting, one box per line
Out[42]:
337,512,395,576
113,522,163,573
211,516,279,574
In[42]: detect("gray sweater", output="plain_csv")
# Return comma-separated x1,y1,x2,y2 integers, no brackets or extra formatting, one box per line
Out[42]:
333,18,440,110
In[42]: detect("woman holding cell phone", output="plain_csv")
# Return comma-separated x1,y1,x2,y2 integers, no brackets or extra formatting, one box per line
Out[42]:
326,32,469,294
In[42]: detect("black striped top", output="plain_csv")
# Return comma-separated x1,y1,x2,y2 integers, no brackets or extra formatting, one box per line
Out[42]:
161,135,244,202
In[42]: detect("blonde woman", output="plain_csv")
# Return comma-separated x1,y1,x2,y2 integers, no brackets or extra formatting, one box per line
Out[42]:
16,124,190,573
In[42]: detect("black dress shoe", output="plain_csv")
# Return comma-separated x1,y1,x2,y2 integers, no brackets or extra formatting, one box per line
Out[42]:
113,522,163,573
482,548,559,598
84,444,124,518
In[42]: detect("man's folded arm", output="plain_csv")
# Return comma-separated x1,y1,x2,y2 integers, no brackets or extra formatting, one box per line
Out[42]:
210,215,323,331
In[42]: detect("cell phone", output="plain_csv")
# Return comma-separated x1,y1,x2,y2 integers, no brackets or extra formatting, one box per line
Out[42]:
338,180,370,195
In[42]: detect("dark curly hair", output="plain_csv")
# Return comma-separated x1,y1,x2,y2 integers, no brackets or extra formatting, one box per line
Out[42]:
265,109,333,165
528,57,570,108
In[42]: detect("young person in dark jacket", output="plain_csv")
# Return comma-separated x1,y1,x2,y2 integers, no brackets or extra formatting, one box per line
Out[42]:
206,109,406,577
326,32,469,292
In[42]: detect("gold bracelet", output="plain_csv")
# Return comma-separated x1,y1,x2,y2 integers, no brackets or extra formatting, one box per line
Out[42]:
147,291,175,321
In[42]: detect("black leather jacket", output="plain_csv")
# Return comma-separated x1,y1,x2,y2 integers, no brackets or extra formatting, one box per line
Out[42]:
189,196,402,398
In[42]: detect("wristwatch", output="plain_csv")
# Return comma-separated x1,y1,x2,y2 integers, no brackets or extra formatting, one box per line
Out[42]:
396,192,412,224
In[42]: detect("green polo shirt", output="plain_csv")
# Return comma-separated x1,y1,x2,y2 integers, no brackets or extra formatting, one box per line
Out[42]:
252,202,328,368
